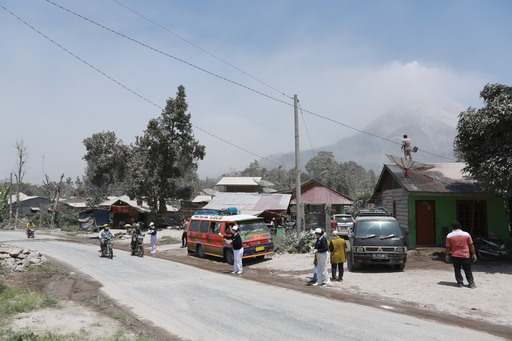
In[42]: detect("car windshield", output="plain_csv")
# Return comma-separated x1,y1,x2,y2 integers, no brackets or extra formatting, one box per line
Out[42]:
237,220,269,236
335,216,353,223
355,220,402,238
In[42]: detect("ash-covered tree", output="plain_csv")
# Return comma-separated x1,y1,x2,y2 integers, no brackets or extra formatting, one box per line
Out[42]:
128,85,205,213
305,151,350,194
454,83,512,198
82,131,130,201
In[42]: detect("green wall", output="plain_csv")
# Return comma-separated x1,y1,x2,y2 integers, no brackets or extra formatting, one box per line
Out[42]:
407,195,509,248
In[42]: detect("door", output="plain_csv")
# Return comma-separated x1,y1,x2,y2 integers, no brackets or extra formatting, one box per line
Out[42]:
416,200,436,245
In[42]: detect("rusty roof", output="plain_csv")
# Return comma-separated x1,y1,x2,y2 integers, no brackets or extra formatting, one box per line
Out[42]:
282,180,353,205
375,163,482,194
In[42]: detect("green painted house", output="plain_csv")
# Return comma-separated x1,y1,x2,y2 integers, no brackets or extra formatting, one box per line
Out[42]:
370,163,511,248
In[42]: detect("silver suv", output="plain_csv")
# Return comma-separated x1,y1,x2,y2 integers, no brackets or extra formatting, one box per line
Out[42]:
333,214,354,237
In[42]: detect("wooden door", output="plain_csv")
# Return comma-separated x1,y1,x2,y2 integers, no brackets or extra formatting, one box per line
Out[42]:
416,200,436,245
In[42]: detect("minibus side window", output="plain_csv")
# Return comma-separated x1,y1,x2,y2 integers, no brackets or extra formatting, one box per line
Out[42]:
213,222,221,234
209,221,216,234
199,221,209,233
190,220,200,232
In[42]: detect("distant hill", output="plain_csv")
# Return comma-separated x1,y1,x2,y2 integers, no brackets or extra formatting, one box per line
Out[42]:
261,103,458,172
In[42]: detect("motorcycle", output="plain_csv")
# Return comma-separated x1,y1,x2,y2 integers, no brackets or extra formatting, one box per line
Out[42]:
475,233,512,261
26,228,35,238
131,234,145,257
101,235,114,259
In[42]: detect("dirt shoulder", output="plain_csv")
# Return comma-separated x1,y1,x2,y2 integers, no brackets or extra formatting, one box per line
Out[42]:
0,256,177,341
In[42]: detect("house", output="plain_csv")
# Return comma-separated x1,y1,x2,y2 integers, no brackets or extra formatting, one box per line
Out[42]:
202,192,291,218
216,177,274,193
10,193,51,215
370,163,511,248
281,180,354,230
59,197,89,210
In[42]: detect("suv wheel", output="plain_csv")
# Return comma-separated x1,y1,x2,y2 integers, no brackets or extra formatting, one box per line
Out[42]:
347,251,360,272
393,263,405,271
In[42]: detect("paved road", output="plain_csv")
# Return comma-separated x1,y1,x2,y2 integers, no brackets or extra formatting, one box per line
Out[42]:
0,232,503,341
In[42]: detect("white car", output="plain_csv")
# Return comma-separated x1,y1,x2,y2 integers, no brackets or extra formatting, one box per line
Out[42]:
333,214,354,237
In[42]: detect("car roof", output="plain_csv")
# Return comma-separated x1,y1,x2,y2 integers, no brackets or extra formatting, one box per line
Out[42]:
333,214,352,217
191,214,262,222
355,216,398,222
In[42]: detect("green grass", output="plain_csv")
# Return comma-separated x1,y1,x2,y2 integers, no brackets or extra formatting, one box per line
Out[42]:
159,236,180,245
0,284,60,319
59,225,80,233
0,329,88,341
27,264,58,273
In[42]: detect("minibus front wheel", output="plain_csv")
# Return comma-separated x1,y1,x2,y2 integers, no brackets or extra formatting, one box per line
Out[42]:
224,249,234,265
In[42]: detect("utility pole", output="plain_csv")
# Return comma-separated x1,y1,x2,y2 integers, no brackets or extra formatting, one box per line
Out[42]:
9,172,12,225
294,95,302,237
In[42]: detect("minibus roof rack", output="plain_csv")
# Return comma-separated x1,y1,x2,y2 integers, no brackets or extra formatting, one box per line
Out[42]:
193,207,239,216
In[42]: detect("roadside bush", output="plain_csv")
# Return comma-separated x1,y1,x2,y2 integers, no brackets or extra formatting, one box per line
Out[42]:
274,231,315,254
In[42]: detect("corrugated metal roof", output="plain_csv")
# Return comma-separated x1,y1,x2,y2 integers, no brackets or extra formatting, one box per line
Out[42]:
192,195,213,203
10,192,41,203
99,195,151,213
203,192,291,215
216,177,262,186
284,180,354,205
379,163,481,194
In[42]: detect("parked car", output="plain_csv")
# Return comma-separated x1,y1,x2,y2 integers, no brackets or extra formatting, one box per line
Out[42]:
347,214,408,272
333,214,354,237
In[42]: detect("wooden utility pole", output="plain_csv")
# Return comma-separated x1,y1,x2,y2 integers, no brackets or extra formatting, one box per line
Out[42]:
294,95,302,237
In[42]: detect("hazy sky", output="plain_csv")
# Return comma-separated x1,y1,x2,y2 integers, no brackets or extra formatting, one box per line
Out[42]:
1,0,511,184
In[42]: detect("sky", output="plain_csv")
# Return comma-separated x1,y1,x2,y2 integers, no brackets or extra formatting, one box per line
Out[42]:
1,0,511,184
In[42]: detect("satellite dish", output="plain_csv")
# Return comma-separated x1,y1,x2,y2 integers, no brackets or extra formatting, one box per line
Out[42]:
255,179,274,187
386,154,434,178
202,188,217,196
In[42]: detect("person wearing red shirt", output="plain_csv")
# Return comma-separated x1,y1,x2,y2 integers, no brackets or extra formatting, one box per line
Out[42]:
445,221,477,288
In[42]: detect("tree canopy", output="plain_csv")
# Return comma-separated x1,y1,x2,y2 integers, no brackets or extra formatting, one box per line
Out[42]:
454,83,512,197
128,85,205,212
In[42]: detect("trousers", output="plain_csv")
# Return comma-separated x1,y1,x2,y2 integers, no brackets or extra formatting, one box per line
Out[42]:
452,256,474,284
315,252,330,284
331,263,344,280
151,235,157,253
234,248,244,273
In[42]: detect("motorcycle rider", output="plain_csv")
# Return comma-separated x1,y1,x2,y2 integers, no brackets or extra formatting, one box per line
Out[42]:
26,220,36,237
99,224,113,254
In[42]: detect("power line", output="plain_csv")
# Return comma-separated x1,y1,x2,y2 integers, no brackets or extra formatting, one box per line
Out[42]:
298,100,316,158
111,0,292,100
43,0,455,162
0,3,283,167
43,0,294,106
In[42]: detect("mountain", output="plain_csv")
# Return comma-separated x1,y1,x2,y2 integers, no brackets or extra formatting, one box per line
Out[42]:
261,103,458,172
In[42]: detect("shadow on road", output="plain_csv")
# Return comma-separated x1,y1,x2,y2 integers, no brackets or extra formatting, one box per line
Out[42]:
437,281,460,287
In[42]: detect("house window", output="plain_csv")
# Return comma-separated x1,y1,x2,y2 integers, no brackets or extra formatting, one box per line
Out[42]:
392,200,397,218
456,200,487,237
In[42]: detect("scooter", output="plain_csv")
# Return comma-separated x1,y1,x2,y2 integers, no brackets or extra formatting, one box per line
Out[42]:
475,233,512,261
101,235,114,259
131,234,145,257
26,228,35,238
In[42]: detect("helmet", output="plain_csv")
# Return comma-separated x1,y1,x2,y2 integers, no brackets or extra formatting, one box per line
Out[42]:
314,228,322,234
103,224,109,229
149,222,155,227
232,226,239,231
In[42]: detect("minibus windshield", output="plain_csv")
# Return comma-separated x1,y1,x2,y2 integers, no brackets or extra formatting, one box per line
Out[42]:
237,220,269,236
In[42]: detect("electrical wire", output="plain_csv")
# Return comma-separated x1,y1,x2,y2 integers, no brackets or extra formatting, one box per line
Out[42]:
111,0,292,100
43,0,294,107
44,0,455,162
298,100,316,159
0,3,283,167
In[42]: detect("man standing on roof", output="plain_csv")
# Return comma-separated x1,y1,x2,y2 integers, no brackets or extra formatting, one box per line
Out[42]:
221,225,244,275
446,221,477,288
401,134,412,160
148,222,157,254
